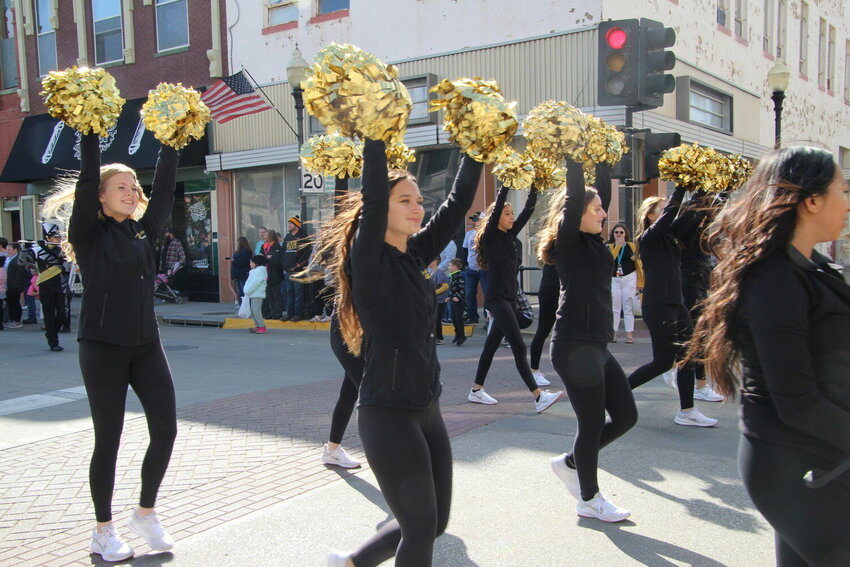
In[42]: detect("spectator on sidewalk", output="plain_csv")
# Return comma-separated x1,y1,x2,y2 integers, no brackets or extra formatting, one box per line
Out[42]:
253,227,267,255
428,258,449,344
282,216,311,322
462,212,487,324
243,255,268,334
4,242,29,328
264,229,284,319
447,258,466,345
230,236,252,302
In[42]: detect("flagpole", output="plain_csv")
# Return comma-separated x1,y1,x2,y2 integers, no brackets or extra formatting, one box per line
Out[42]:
241,67,299,139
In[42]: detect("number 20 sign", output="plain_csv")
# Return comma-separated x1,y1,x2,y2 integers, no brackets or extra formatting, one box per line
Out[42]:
301,171,325,193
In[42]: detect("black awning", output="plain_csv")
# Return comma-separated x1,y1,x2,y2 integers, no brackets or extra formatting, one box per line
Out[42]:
0,97,208,183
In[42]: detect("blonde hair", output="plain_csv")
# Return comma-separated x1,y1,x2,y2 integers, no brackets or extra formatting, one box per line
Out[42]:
42,164,148,260
634,196,664,240
536,187,598,265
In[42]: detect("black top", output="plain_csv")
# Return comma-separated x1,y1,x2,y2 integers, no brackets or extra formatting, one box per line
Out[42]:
283,228,311,272
734,247,850,466
352,140,482,410
230,248,251,281
449,271,465,301
679,191,725,291
609,242,639,277
481,184,538,302
637,186,691,305
552,161,614,343
69,133,178,347
5,253,30,291
265,242,284,284
539,263,559,290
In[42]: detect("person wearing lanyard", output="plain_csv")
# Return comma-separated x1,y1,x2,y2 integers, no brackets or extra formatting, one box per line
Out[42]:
608,223,643,344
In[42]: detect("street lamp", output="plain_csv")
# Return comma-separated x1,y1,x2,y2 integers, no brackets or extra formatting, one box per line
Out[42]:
286,46,310,222
767,61,791,150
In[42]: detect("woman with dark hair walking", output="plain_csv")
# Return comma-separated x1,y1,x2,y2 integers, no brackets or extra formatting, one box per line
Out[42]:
608,222,643,344
687,147,850,566
539,161,638,522
325,140,482,567
465,184,564,411
626,189,718,428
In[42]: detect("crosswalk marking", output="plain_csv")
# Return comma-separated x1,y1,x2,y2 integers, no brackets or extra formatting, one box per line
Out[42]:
0,386,88,416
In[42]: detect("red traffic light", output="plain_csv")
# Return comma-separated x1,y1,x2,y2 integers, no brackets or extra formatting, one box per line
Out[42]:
606,27,628,50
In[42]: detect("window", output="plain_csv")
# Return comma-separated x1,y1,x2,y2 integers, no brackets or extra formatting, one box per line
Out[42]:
717,0,728,27
734,0,747,38
0,0,17,89
775,0,786,59
156,0,188,52
799,2,809,75
318,0,348,15
839,147,850,170
93,0,123,65
827,25,835,91
818,17,827,87
307,115,324,136
35,0,56,76
762,0,774,53
268,0,297,26
677,78,733,133
402,74,437,125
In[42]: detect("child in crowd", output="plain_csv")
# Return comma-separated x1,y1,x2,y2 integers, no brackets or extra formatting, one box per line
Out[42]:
428,258,450,344
243,255,268,334
447,258,466,345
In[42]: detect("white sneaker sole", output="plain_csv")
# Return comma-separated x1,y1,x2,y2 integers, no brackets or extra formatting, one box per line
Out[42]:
323,457,362,469
576,508,631,523
467,395,498,405
693,393,723,402
90,543,134,562
534,377,551,387
674,416,718,427
128,519,174,551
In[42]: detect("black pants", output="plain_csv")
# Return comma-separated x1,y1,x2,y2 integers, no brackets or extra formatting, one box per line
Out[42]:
79,339,177,522
551,339,637,500
39,286,65,348
627,302,697,410
435,303,446,340
264,281,283,319
328,316,364,445
683,284,708,382
353,401,452,567
450,299,465,339
473,298,537,392
739,435,850,567
530,284,559,369
6,289,22,323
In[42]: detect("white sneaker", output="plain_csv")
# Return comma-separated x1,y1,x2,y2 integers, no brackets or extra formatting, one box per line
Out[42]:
535,390,564,413
533,371,551,387
468,388,498,405
550,453,581,501
674,408,718,427
327,550,351,567
576,492,631,522
90,524,134,562
128,510,174,551
322,444,361,468
693,384,724,402
662,368,678,389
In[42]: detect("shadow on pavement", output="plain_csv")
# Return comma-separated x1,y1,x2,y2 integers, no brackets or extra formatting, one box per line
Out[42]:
88,551,174,566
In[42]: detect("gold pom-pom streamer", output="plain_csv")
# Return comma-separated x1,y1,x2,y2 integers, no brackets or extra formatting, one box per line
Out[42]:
141,83,210,150
527,152,565,191
523,100,590,162
493,148,534,189
300,134,363,179
728,154,753,190
658,144,732,193
41,66,125,136
429,77,518,164
302,43,412,144
386,142,416,169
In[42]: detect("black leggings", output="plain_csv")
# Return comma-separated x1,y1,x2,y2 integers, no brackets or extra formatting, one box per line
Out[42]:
739,435,850,566
328,316,364,445
353,401,452,567
529,284,559,369
473,298,537,392
40,287,65,348
627,302,697,409
79,339,177,522
683,284,707,382
551,340,637,500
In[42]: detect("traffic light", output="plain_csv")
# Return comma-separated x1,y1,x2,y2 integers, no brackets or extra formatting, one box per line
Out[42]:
638,18,676,109
597,19,640,107
643,132,681,179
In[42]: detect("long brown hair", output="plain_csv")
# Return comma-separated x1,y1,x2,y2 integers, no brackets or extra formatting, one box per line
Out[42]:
685,147,838,397
471,199,506,270
536,186,598,265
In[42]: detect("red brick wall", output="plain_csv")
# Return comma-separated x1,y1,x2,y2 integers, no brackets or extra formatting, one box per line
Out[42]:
0,90,25,197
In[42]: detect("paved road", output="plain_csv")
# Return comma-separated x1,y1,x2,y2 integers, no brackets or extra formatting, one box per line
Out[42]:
0,302,773,566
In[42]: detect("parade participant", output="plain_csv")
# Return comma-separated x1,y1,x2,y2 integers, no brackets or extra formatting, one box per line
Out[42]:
528,263,558,385
607,223,643,344
19,223,69,351
688,147,850,566
326,139,482,567
540,160,637,522
466,184,563,410
627,191,718,427
322,311,364,469
44,132,180,561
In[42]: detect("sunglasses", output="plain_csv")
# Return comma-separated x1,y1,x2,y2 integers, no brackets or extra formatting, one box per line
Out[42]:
613,230,625,234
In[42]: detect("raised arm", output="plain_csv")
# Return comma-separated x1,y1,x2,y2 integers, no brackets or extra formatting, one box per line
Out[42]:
68,134,102,248
409,154,483,265
670,190,711,240
350,139,389,275
593,163,612,212
639,186,685,246
140,144,179,238
509,185,538,236
556,158,588,245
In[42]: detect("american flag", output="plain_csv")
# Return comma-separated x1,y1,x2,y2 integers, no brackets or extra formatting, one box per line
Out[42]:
201,71,273,124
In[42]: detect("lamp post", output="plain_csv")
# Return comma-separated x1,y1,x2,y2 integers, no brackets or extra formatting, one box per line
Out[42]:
286,46,310,222
767,61,791,150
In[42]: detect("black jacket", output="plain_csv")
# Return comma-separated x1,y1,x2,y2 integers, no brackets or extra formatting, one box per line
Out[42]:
283,228,311,272
552,161,614,343
481,184,537,303
5,253,31,292
637,186,689,305
734,247,850,468
265,242,284,284
69,134,178,347
230,248,251,281
352,140,481,410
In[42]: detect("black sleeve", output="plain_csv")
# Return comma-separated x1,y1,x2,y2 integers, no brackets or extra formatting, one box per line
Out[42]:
485,185,509,238
639,186,685,247
509,186,538,236
670,190,710,240
350,140,389,280
557,158,588,245
140,144,180,239
593,163,612,212
68,134,102,250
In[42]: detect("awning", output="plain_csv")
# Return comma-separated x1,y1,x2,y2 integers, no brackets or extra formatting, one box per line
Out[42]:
0,97,208,183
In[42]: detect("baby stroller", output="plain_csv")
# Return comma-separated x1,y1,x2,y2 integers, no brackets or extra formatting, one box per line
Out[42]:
154,272,183,303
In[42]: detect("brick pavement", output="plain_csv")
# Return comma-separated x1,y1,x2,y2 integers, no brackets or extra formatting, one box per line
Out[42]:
0,344,601,567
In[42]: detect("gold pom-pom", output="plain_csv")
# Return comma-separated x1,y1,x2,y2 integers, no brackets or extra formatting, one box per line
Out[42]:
526,152,565,191
41,66,125,136
493,148,534,189
728,154,752,190
523,100,590,162
659,143,732,193
141,83,210,150
300,134,363,179
429,77,518,163
302,43,412,144
386,142,416,169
